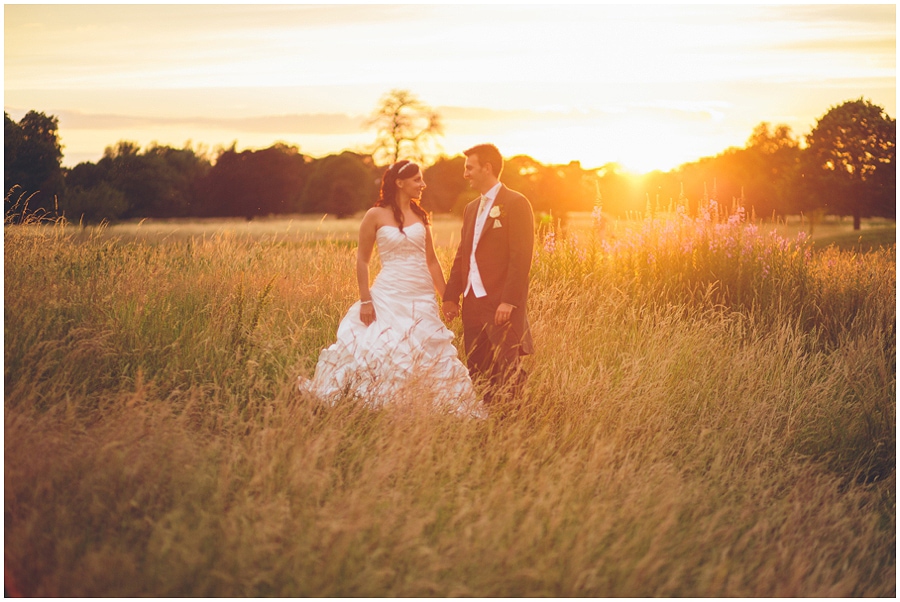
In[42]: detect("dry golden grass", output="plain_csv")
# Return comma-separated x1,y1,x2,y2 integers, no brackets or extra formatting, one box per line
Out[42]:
4,215,895,596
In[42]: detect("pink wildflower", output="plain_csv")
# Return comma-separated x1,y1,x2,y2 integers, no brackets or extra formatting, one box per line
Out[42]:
543,230,556,254
592,204,603,229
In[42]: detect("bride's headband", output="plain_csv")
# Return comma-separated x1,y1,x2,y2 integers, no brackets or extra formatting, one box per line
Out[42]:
390,160,419,179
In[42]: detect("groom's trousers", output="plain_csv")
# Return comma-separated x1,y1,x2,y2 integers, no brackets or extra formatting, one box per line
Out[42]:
462,292,527,406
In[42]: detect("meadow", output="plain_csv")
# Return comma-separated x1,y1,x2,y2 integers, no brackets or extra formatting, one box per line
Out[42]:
4,207,895,596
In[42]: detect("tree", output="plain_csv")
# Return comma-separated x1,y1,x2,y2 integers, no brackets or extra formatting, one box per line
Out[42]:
367,89,443,165
197,143,310,218
422,155,468,214
742,122,802,218
80,141,212,219
63,181,128,223
802,98,896,229
4,111,65,218
299,152,378,218
141,143,211,217
501,156,599,218
661,122,806,221
62,161,120,221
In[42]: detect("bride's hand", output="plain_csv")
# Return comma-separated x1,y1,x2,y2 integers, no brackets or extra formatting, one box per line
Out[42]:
360,301,376,326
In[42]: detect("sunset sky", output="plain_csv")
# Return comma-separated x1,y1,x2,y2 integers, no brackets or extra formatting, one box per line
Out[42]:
4,3,896,173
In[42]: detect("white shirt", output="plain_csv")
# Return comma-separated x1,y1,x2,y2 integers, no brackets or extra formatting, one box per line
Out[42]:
465,182,502,298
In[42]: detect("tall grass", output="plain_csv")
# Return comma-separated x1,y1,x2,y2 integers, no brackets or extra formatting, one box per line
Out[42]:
4,207,895,596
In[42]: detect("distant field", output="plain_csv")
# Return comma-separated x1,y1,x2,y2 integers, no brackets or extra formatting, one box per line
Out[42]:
53,214,467,249
37,212,897,252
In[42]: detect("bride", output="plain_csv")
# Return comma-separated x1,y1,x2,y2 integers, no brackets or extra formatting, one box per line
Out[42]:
298,160,482,416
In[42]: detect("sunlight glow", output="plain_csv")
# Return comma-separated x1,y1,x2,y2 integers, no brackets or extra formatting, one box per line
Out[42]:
4,4,895,172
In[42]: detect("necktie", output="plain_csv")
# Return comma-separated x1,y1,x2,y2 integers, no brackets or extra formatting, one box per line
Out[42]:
478,195,488,216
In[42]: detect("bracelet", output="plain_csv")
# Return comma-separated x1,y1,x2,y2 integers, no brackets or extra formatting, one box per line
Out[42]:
360,300,373,305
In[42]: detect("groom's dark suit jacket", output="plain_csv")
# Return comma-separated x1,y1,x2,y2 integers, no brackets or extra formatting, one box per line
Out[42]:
445,184,535,356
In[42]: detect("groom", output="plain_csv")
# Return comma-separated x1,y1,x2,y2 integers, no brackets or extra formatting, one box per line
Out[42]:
442,144,534,406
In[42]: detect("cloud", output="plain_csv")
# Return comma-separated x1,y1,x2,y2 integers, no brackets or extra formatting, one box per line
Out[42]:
772,37,896,56
439,102,727,126
769,4,895,27
52,110,366,135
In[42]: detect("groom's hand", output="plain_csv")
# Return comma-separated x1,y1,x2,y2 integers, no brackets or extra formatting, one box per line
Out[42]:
442,300,460,321
494,303,515,325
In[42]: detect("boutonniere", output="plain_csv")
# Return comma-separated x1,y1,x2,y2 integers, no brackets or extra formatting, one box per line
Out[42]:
489,205,502,219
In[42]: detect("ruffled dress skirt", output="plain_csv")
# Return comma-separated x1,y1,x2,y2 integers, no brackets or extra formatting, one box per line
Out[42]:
298,223,482,417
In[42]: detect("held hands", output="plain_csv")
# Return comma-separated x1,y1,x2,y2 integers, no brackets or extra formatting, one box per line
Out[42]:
360,301,376,326
442,300,460,321
442,300,513,325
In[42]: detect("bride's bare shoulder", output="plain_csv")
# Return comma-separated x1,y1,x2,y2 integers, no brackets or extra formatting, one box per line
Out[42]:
365,206,394,220
364,206,402,230
361,206,385,223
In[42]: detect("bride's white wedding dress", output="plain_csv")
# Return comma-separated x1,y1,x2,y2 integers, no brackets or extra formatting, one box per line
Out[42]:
298,222,482,416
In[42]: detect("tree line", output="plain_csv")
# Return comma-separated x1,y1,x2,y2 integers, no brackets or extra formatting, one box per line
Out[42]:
4,96,895,229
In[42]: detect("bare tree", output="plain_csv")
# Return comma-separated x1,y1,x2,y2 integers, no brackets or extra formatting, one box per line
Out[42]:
366,89,443,165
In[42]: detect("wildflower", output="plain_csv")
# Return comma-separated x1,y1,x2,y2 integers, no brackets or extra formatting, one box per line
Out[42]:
575,243,587,263
591,204,603,229
543,230,556,254
727,205,746,226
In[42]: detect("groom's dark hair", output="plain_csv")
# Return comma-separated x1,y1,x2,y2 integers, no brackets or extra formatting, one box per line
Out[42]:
464,144,503,177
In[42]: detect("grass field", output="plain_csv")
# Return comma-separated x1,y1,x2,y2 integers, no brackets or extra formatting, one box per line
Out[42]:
4,209,895,596
48,210,897,250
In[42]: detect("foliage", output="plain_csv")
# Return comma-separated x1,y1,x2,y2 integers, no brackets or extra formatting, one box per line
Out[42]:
422,155,468,214
197,143,309,218
801,98,896,229
64,181,129,223
298,152,379,218
143,144,212,217
743,123,804,216
62,141,212,222
4,110,65,219
367,89,443,165
502,156,599,217
3,214,894,596
661,123,803,221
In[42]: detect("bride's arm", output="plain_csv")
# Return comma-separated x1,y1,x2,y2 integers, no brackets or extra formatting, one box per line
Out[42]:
424,224,446,299
356,210,378,325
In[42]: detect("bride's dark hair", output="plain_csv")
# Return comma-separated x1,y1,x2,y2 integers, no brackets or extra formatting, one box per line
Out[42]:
376,160,430,234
